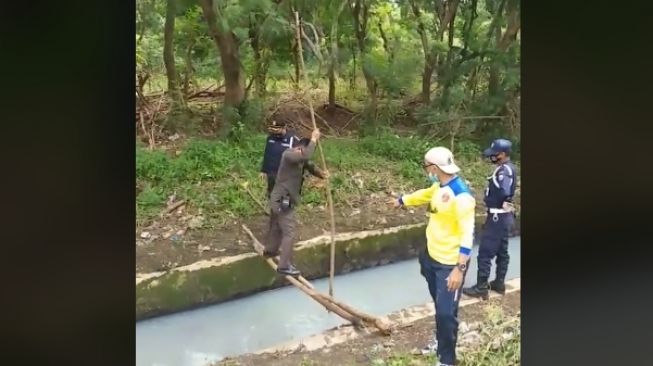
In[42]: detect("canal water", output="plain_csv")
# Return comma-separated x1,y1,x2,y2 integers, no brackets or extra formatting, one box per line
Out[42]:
136,236,521,366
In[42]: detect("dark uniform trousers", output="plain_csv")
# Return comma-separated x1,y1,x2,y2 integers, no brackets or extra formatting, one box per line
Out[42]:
264,206,296,268
477,212,514,283
419,250,468,365
266,174,276,198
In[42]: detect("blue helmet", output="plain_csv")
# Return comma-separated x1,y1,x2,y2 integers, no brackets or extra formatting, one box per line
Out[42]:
483,138,512,157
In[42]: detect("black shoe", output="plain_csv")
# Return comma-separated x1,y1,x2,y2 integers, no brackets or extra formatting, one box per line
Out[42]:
463,284,489,300
489,280,506,295
277,264,301,277
262,250,279,258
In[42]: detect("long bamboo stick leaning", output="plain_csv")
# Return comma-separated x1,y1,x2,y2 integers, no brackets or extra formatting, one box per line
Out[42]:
242,224,391,335
241,225,360,326
293,11,338,299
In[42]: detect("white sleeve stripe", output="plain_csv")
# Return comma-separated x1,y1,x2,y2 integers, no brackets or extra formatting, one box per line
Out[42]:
490,166,502,188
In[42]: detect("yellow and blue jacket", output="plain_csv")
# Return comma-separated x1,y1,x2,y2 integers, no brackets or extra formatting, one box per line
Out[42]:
399,176,475,265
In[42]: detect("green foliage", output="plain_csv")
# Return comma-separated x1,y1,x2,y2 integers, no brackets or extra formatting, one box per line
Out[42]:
135,0,520,227
360,133,432,163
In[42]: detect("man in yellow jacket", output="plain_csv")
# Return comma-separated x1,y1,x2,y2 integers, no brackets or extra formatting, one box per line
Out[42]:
392,146,475,366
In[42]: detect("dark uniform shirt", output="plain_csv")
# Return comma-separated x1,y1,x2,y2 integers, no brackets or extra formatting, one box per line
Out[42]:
484,160,517,209
261,131,300,176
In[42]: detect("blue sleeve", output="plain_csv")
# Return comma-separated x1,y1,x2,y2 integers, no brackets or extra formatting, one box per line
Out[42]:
497,166,514,199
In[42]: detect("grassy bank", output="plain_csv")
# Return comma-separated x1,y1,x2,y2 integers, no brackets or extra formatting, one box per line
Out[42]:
368,305,520,366
136,133,520,229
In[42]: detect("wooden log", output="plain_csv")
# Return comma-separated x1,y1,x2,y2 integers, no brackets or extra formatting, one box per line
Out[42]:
242,224,390,335
241,225,361,326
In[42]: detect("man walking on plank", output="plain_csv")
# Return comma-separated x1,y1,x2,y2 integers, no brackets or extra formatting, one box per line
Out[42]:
392,146,475,366
463,138,517,299
263,128,328,276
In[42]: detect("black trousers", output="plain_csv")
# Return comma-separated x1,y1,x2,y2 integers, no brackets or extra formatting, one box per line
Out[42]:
266,174,276,198
477,212,514,283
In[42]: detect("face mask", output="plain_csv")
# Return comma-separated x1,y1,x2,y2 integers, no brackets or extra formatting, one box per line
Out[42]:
490,155,499,163
428,173,439,184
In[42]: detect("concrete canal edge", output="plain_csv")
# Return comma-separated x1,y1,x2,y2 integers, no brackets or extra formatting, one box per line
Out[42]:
136,216,520,320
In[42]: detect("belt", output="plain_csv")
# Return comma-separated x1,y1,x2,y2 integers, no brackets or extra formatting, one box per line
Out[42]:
488,208,510,214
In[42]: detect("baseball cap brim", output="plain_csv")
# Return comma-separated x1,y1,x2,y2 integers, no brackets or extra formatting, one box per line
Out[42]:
483,147,497,157
437,162,460,175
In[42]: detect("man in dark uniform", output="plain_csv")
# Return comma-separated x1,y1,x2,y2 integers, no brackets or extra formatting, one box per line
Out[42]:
263,129,328,277
463,138,517,300
260,120,301,197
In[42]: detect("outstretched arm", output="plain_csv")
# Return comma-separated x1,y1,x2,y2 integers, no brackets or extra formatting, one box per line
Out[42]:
398,184,438,207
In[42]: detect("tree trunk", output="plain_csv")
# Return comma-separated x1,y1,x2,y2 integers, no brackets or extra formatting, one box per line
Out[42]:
293,38,301,90
377,21,392,62
182,39,195,96
350,44,356,89
485,0,506,98
409,0,432,103
163,0,183,110
250,16,267,99
327,1,347,109
488,25,501,97
422,63,434,103
497,0,520,52
199,0,246,136
434,0,460,106
328,65,336,108
291,10,302,91
352,0,377,115
440,5,459,108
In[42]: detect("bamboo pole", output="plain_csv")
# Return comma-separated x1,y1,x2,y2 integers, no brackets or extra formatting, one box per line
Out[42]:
242,224,391,335
294,11,338,299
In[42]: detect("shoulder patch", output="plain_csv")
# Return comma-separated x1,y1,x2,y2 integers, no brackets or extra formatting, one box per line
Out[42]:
449,177,471,196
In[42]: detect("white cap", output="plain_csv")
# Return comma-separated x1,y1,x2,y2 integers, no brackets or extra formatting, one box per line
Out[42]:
424,147,460,175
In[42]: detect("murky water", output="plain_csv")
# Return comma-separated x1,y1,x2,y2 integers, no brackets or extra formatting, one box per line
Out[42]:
136,236,521,366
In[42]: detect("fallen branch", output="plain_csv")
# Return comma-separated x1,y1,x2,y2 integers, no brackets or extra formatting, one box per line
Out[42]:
229,174,269,216
340,114,359,132
241,224,362,327
242,224,391,335
419,115,505,126
294,112,335,139
332,103,356,114
187,84,224,99
164,200,186,214
295,100,339,136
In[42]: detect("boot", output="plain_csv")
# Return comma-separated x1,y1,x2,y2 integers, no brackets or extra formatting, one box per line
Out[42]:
489,280,506,295
463,279,489,300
